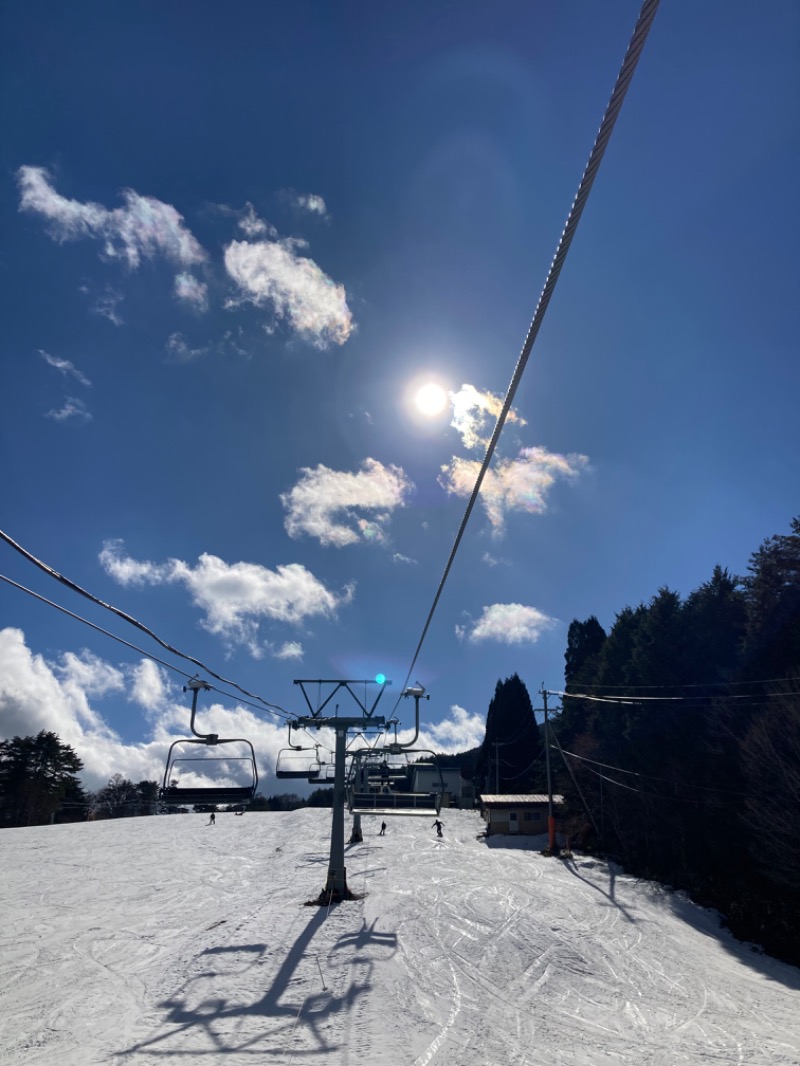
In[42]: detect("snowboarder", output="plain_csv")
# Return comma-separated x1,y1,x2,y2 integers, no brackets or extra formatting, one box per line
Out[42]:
209,812,216,825
379,821,387,836
432,819,443,838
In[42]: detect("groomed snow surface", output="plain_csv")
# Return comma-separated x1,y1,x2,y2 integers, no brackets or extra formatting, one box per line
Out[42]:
1,809,798,1065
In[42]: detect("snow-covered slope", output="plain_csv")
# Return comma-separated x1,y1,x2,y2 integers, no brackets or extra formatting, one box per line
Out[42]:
1,808,798,1065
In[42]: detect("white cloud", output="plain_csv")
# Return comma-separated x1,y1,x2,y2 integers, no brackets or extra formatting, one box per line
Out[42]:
46,397,92,423
38,349,91,386
0,627,291,792
224,238,353,347
170,554,352,641
281,459,414,547
423,705,486,751
55,650,125,699
99,540,353,649
174,273,209,312
17,165,206,270
98,540,171,586
439,445,589,534
129,659,168,712
450,383,526,451
274,641,304,661
294,193,328,217
456,603,557,645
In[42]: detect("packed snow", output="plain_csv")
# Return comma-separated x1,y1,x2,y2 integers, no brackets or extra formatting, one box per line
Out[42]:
1,808,798,1065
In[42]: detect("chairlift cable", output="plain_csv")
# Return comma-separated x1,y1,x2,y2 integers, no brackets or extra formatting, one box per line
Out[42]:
0,528,288,717
392,0,661,709
0,571,292,721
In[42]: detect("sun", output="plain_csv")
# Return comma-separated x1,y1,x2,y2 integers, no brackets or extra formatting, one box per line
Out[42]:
414,382,448,417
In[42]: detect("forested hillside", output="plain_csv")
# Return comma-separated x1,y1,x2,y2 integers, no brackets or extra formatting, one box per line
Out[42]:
555,517,800,965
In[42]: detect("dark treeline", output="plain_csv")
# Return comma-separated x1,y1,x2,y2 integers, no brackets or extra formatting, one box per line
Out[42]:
556,517,800,966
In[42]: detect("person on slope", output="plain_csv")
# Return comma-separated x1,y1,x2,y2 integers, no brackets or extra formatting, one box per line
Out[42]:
432,819,444,838
379,821,387,836
208,812,216,825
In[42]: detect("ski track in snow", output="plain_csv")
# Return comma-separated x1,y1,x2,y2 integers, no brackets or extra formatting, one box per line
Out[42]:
1,809,798,1065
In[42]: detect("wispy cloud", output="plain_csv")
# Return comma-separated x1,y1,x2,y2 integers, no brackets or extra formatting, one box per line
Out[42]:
237,202,275,238
456,603,557,645
17,165,206,269
281,459,413,547
224,238,353,347
392,552,418,565
91,287,124,325
439,446,588,534
174,273,209,312
38,349,91,386
450,383,526,451
46,397,92,423
165,331,209,363
99,540,353,650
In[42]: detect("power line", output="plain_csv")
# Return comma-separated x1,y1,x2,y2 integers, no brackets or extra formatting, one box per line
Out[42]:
566,676,800,690
393,0,661,705
557,746,748,797
0,533,290,719
551,688,797,705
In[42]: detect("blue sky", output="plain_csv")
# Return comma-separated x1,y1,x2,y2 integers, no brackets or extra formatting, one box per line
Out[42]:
1,0,798,792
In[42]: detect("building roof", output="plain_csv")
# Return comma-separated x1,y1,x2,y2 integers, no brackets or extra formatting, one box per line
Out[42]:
479,794,564,806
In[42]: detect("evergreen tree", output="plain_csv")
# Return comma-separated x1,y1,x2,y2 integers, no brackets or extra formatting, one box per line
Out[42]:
477,675,543,793
741,517,800,677
0,731,84,827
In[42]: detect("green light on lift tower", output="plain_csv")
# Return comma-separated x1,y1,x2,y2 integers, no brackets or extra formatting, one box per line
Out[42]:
375,673,386,685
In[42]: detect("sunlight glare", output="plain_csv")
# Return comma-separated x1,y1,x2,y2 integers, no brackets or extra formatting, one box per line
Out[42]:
415,382,448,417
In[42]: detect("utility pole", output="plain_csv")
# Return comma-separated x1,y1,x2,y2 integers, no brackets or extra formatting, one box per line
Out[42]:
540,685,556,852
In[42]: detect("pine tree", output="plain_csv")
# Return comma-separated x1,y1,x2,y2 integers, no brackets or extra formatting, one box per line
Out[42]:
477,675,543,793
0,731,84,827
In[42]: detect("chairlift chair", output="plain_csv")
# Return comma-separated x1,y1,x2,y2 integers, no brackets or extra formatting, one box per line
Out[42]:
275,748,320,778
159,679,259,808
346,746,444,817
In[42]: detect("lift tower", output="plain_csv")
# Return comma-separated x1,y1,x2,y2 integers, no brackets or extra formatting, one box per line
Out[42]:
292,678,389,902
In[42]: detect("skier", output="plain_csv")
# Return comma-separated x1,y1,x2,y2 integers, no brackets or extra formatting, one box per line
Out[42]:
379,821,387,836
432,819,443,838
209,812,216,825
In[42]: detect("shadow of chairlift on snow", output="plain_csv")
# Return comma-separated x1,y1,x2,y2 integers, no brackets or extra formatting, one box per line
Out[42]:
117,909,398,1060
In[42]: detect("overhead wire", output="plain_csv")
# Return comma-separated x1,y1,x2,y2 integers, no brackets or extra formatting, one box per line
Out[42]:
0,537,291,720
552,688,797,705
393,0,662,708
557,746,749,796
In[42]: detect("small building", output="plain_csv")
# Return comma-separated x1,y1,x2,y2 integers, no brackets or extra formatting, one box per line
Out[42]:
479,794,564,835
410,765,475,809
